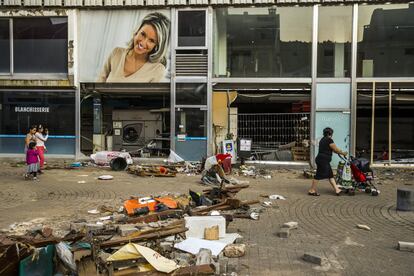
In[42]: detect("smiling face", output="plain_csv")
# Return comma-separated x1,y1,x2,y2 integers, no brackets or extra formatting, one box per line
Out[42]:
30,127,37,134
133,24,158,57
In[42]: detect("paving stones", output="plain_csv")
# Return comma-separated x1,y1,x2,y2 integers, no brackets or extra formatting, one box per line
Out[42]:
302,253,328,266
277,221,298,238
277,227,290,238
398,241,414,252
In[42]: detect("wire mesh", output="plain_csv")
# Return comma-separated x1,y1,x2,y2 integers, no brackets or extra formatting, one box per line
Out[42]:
238,113,310,150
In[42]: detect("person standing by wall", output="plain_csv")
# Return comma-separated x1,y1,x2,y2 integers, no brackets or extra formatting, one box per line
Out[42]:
25,142,40,181
25,125,37,153
308,127,347,196
35,125,49,172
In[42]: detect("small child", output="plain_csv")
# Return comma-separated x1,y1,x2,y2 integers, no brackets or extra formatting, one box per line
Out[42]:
25,142,40,180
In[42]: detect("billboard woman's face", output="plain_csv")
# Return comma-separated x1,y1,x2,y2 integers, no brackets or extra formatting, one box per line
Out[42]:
133,24,158,56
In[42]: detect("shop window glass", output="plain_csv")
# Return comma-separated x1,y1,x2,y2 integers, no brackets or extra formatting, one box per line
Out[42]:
213,7,312,78
0,19,10,73
0,91,75,154
178,11,206,47
175,108,206,138
13,17,67,73
358,4,414,77
317,6,352,78
176,83,207,105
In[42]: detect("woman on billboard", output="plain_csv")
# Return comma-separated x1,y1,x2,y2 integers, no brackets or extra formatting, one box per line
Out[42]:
98,12,170,83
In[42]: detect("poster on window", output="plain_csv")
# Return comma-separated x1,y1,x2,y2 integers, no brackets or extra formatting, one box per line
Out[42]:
79,10,171,83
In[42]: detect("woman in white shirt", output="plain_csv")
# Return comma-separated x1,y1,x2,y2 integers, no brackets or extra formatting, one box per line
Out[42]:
35,125,48,171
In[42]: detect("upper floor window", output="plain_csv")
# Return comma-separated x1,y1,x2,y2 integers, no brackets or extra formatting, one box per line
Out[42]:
0,17,68,75
177,11,206,47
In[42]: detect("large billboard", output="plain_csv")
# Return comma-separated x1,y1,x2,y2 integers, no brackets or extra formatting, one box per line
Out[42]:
79,10,171,83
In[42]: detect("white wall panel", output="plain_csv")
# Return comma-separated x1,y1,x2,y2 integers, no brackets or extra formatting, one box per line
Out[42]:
44,0,63,5
23,0,41,5
3,0,22,5
84,0,103,6
124,0,144,5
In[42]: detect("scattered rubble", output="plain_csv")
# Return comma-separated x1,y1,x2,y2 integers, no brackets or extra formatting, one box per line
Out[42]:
302,253,328,266
397,241,414,252
356,224,371,231
0,167,260,275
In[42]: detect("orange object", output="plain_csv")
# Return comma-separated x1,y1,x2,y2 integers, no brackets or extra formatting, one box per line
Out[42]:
159,166,167,174
123,196,178,216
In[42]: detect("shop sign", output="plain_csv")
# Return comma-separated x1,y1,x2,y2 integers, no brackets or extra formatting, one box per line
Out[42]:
14,106,50,113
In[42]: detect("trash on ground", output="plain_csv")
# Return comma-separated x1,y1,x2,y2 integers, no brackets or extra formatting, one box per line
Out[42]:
90,151,133,166
98,175,113,180
269,194,286,200
356,224,371,231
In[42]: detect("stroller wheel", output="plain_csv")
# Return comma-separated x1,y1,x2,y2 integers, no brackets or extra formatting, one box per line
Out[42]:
371,190,379,196
344,189,349,194
365,187,371,193
349,190,355,196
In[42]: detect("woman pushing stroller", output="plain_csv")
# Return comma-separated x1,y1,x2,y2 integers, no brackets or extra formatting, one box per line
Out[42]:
308,127,348,196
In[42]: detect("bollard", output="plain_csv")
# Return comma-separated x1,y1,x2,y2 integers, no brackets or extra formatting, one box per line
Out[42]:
397,187,414,211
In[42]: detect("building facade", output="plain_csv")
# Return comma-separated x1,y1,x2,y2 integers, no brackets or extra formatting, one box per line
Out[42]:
1,1,413,167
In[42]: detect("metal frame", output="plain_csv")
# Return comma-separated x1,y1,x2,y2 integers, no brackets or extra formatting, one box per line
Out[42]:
213,78,312,83
0,17,69,79
310,4,318,166
170,8,177,151
172,7,210,156
350,3,358,156
175,7,208,49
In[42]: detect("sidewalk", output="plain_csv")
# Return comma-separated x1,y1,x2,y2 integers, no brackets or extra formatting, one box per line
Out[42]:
0,163,413,275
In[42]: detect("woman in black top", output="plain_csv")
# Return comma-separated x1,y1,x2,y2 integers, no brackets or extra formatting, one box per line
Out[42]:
308,127,347,196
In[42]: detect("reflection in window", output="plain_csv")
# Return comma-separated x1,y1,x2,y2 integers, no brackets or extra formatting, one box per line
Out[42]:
0,19,10,73
178,11,206,47
214,7,312,78
358,4,414,77
175,108,206,137
176,83,207,105
317,6,352,78
13,17,68,73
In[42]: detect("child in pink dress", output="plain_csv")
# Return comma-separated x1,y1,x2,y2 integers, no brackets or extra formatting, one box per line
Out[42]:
25,142,40,180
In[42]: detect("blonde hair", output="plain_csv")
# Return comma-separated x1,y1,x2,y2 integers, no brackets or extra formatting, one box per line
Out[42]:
127,12,170,66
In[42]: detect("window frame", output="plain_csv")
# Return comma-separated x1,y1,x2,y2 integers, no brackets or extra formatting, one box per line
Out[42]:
176,9,208,49
0,17,68,80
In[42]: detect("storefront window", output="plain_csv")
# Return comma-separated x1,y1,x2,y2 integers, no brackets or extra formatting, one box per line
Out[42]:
317,6,352,78
0,19,10,73
358,4,414,77
0,90,75,154
213,7,312,78
175,108,206,138
176,83,207,105
178,11,206,47
13,17,68,74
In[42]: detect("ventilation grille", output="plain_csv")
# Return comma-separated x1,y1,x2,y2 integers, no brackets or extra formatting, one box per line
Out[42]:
176,50,208,77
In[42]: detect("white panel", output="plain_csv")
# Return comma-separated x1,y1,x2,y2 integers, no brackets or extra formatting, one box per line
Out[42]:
104,0,123,5
64,0,83,6
44,0,63,5
124,0,144,5
3,0,22,5
24,0,42,5
84,0,103,5
146,0,166,5
167,0,186,4
232,0,253,4
210,0,230,4
189,0,207,4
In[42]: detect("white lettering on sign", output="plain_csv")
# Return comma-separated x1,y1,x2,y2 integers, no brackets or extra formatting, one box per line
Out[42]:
14,106,50,113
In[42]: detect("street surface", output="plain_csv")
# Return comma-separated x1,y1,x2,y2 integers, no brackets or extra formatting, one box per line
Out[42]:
0,161,413,275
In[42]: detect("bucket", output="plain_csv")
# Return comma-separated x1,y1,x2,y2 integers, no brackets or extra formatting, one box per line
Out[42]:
110,157,128,171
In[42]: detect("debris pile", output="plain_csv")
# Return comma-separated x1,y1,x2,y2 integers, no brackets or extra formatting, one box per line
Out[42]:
236,165,272,179
0,183,259,275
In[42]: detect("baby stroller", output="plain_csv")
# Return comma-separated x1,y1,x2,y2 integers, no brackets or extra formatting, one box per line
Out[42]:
336,155,379,196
